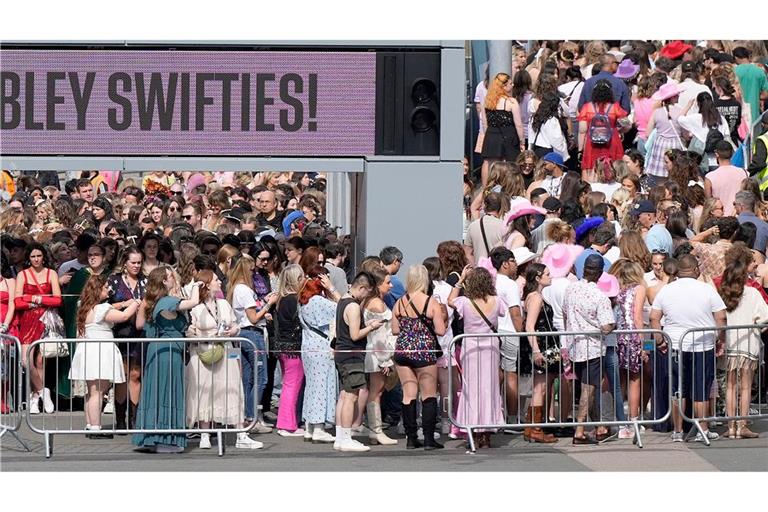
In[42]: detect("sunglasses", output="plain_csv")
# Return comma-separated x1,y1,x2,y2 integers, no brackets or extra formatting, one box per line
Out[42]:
168,206,179,212
202,250,218,256
651,249,668,255
257,256,270,262
182,215,193,220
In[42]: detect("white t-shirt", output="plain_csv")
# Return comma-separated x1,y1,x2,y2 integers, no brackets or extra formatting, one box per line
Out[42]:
231,283,259,328
604,245,621,265
496,274,522,333
651,277,726,352
558,80,584,119
474,81,488,133
542,275,572,331
677,79,713,115
590,182,622,199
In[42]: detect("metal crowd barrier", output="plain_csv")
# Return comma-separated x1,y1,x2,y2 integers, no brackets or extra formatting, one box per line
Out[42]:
0,334,29,451
24,336,258,458
676,324,766,446
447,329,674,453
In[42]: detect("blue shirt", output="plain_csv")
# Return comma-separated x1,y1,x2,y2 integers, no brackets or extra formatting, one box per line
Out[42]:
577,71,632,114
573,247,611,280
384,274,406,310
738,212,768,254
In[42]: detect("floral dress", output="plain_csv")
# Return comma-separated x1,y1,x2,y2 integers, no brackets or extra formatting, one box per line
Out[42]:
615,285,642,374
298,295,338,425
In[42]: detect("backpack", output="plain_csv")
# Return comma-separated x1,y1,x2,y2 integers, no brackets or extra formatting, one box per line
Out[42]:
589,103,613,146
704,127,724,153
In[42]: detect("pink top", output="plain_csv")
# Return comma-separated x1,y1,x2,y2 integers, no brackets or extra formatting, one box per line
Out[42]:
632,98,655,140
706,165,748,216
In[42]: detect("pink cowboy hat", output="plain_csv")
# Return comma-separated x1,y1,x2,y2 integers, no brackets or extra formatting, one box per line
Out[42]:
597,272,620,298
651,82,685,102
505,199,547,224
541,243,584,279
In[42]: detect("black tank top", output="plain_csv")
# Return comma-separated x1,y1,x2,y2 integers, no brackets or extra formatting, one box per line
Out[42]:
334,297,366,364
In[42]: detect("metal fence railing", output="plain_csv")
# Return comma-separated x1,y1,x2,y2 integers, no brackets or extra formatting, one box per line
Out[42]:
24,336,258,458
447,329,675,453
675,324,766,446
0,334,29,451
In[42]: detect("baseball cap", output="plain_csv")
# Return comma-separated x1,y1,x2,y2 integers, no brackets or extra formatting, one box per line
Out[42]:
630,200,655,216
584,254,605,271
542,152,566,168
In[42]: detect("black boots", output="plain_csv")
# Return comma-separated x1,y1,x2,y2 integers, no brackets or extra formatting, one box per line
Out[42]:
128,401,138,429
421,397,444,450
402,400,423,449
115,400,127,434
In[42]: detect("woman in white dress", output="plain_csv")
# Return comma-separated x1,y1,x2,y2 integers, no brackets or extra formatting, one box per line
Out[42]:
71,275,133,438
362,266,397,445
298,265,339,444
186,269,262,450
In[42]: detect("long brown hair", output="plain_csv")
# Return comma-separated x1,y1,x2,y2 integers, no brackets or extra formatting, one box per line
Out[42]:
144,266,170,323
226,253,255,303
436,240,468,280
196,269,215,303
618,230,652,272
718,243,752,312
76,274,108,336
362,266,390,310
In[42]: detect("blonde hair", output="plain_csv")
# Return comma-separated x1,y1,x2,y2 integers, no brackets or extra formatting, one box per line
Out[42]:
226,253,255,303
485,73,512,110
277,264,305,298
405,265,430,295
608,258,646,288
584,41,607,65
546,219,575,244
611,188,632,220
217,244,240,273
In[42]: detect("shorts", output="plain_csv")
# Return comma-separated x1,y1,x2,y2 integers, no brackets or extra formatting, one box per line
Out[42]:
499,333,519,373
573,357,602,386
681,349,715,402
336,360,367,393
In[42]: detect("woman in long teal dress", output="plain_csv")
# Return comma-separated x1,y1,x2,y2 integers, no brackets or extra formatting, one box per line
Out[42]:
132,266,201,453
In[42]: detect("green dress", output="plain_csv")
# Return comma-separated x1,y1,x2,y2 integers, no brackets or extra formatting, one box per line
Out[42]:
132,296,188,450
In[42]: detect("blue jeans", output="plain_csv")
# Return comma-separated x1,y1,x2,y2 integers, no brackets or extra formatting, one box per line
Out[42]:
602,346,627,422
239,330,268,420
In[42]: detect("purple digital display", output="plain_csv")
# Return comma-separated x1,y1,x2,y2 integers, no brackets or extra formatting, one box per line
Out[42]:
0,49,376,156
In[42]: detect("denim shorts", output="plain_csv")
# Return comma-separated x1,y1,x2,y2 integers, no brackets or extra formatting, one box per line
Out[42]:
573,357,602,386
681,349,715,402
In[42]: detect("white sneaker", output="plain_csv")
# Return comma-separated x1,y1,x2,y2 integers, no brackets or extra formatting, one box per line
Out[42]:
199,433,212,449
250,422,273,434
28,393,40,414
276,428,305,437
671,432,684,443
695,430,720,443
103,389,114,414
312,429,336,444
618,426,634,439
333,427,345,451
236,433,264,449
42,388,54,414
339,438,370,452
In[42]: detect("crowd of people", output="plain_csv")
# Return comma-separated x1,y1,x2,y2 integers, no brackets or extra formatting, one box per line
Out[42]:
1,39,767,454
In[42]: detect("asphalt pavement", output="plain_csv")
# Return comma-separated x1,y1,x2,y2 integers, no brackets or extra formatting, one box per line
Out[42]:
2,413,766,471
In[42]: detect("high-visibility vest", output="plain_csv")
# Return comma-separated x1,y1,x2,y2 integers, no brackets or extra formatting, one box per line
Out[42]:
755,133,768,191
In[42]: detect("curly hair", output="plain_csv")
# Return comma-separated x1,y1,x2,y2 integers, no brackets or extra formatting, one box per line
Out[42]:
591,79,614,104
718,242,753,312
545,219,574,244
485,73,512,110
76,274,108,336
534,73,559,100
531,93,562,134
462,267,497,300
436,240,467,279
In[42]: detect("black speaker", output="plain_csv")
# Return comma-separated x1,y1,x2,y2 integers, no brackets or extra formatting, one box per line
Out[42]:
375,51,440,156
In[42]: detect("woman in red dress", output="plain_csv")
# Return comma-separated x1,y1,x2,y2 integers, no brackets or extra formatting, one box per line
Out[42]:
14,243,62,414
0,252,19,414
577,79,628,183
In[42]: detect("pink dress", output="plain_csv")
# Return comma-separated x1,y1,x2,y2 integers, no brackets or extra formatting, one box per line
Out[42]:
454,296,507,432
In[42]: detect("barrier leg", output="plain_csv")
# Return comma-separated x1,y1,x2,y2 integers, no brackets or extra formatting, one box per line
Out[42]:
0,428,32,451
44,432,53,459
690,420,710,446
217,431,225,457
466,427,476,454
